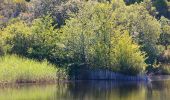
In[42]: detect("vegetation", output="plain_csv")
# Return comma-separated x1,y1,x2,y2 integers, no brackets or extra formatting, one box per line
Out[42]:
0,55,67,83
159,17,170,50
62,2,146,75
0,0,170,83
159,64,170,75
111,32,146,75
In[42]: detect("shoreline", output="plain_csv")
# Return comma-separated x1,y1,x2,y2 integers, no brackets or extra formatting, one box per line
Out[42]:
0,75,149,85
1,75,170,86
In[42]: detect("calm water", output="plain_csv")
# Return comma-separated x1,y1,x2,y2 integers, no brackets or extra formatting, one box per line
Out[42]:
0,80,170,100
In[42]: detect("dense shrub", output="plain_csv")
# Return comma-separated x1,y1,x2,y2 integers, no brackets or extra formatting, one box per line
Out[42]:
28,15,65,63
111,32,147,75
0,16,66,65
0,19,31,56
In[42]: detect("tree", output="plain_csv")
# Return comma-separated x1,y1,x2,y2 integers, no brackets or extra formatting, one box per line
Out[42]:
62,1,114,68
152,0,170,19
111,31,146,75
28,0,79,27
63,1,147,75
0,15,66,65
159,16,170,50
29,15,65,64
0,19,31,55
0,0,27,20
113,3,161,64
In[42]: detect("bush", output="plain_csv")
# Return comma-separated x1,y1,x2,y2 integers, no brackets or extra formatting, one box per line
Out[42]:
28,16,58,59
0,19,31,56
0,16,66,65
28,15,66,65
111,32,147,75
0,55,58,83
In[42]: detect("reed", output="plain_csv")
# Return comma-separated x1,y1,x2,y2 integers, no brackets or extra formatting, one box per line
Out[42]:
0,55,58,83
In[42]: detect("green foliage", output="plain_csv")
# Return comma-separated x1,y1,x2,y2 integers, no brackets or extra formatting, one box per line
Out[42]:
111,32,146,75
0,0,27,21
2,0,170,76
113,3,161,64
28,15,64,63
0,30,5,56
0,55,58,83
0,16,66,65
63,2,147,75
63,2,114,67
0,19,31,55
140,0,158,17
153,0,170,18
29,0,79,27
159,16,170,50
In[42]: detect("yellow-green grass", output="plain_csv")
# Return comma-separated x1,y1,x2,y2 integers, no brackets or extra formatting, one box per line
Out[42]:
0,55,58,83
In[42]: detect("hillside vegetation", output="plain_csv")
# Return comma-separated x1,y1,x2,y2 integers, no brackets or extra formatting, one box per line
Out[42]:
0,0,170,82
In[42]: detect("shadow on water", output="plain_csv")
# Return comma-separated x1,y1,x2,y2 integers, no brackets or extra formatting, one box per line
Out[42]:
65,81,145,100
0,80,170,100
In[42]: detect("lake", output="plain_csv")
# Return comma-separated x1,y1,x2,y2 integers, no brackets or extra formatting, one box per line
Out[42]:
0,80,170,100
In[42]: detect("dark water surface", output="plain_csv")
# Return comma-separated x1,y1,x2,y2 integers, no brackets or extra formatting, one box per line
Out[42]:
0,80,170,100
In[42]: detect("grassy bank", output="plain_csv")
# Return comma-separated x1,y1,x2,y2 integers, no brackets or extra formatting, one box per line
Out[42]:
0,55,67,83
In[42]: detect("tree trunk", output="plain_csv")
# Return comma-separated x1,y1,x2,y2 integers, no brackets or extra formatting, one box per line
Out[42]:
165,45,168,50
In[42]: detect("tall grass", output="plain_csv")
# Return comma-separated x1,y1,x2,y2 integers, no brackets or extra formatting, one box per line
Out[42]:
0,55,60,83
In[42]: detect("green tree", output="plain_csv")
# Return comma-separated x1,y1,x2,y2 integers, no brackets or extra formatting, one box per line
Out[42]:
159,16,170,50
63,1,147,75
113,3,161,64
0,19,31,55
153,0,170,19
29,15,65,64
62,2,113,68
111,31,146,75
29,0,79,27
0,16,65,65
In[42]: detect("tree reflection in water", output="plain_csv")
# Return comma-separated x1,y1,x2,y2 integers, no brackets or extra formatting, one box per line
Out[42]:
0,80,170,100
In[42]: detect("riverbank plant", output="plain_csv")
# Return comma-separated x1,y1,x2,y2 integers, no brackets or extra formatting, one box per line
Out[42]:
0,0,170,77
0,55,67,83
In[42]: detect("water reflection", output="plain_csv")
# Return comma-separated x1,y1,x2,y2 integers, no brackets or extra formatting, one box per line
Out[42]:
147,81,170,100
65,81,146,100
0,80,170,100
